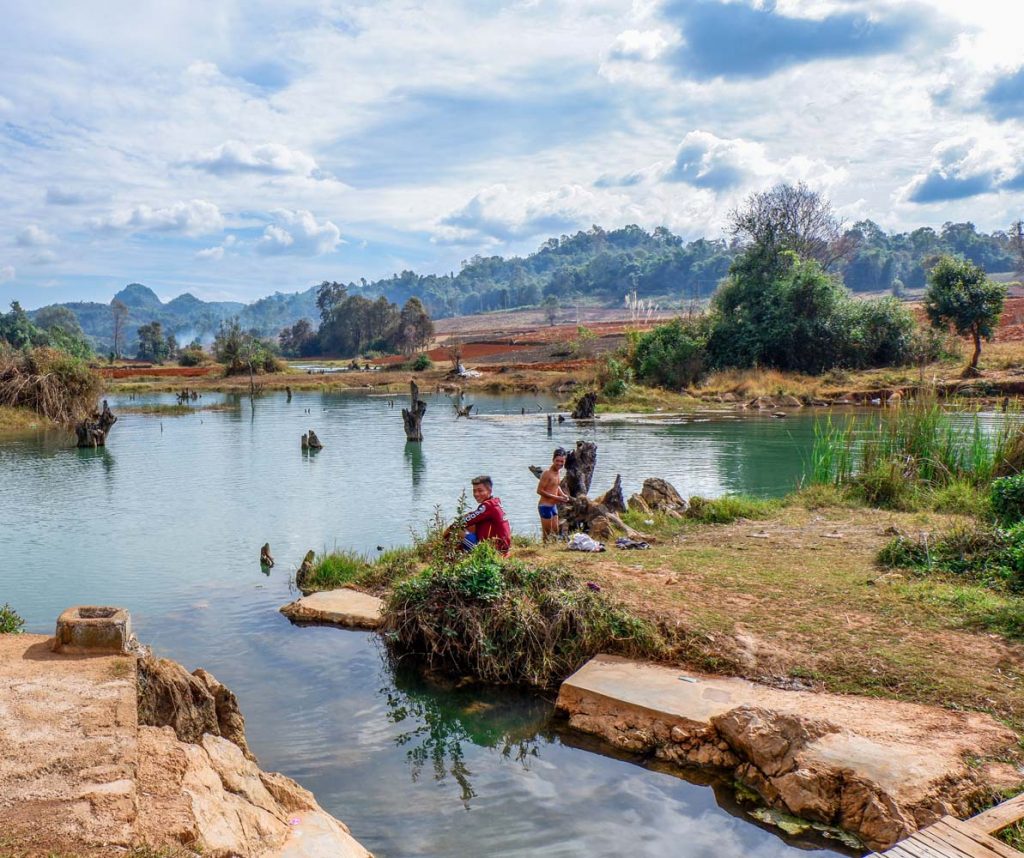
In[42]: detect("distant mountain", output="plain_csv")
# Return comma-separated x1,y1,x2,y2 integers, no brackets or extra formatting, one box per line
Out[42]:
34,282,318,354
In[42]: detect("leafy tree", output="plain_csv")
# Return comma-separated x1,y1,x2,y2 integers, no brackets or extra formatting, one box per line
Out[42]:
706,251,915,373
165,332,178,362
213,318,280,375
278,318,317,357
0,301,48,349
924,255,1007,370
632,318,707,388
397,297,433,355
34,305,84,337
136,321,170,363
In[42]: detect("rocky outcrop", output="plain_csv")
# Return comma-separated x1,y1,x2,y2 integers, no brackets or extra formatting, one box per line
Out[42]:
137,726,370,858
138,656,253,761
638,478,688,517
557,655,1022,852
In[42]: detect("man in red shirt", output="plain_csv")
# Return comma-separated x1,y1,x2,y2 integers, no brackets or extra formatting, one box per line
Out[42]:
455,475,511,554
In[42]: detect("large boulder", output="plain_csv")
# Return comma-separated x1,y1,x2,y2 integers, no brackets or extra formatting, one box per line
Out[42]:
639,478,688,517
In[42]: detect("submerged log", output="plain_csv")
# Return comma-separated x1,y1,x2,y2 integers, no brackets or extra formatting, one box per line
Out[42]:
75,400,117,448
571,392,597,420
402,380,427,442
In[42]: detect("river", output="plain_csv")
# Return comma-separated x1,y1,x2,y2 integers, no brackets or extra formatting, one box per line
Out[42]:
0,390,851,857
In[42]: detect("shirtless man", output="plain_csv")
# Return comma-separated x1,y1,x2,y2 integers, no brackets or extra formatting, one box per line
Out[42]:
537,447,570,541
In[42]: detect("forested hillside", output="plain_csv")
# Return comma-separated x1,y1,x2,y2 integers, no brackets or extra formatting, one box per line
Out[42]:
29,219,1021,353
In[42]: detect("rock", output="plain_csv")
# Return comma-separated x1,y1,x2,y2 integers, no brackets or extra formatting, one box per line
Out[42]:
192,668,254,761
751,396,776,410
588,515,613,540
778,395,803,408
627,493,651,514
712,707,837,778
137,656,220,746
639,478,688,516
136,726,371,858
721,392,739,402
280,589,384,630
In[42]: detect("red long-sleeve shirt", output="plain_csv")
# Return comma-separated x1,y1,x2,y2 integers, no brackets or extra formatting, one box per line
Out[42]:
464,496,511,554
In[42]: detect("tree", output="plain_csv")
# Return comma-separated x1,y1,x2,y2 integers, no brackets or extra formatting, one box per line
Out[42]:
924,255,1006,371
316,281,347,323
396,297,434,355
136,321,169,363
110,299,129,359
278,318,317,357
542,294,558,326
0,301,47,349
165,332,179,362
1011,220,1024,278
34,305,83,337
729,182,855,271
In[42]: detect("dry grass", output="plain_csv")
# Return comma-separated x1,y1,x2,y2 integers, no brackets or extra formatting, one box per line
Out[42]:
0,405,55,433
0,347,101,425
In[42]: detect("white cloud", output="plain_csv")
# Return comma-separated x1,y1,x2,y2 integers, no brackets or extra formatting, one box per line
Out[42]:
898,135,1022,204
607,28,671,62
16,225,57,246
92,199,224,236
0,265,14,283
196,245,225,261
29,250,57,265
256,209,341,255
189,140,320,177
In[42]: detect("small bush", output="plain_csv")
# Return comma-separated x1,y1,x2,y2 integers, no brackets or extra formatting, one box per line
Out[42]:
0,603,25,634
598,356,633,399
854,461,910,509
928,480,989,517
384,543,663,687
0,345,101,425
686,495,779,524
632,318,707,389
304,550,370,591
411,353,432,371
992,474,1024,524
178,346,210,367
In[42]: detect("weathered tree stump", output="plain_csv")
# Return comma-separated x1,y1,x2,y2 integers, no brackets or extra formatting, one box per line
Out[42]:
295,549,316,593
286,386,293,402
594,474,626,513
562,441,597,498
402,380,427,442
571,392,597,420
301,429,323,451
75,400,117,448
260,543,275,568
454,402,474,419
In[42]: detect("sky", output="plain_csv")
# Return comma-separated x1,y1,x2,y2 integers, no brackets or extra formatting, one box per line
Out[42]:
1,0,1022,308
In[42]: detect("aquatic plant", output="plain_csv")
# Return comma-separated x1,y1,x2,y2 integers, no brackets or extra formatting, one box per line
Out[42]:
383,542,663,687
0,345,101,425
0,603,25,634
806,397,1024,504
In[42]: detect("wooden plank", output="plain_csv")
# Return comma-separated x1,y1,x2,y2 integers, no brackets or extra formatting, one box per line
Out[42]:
894,834,963,858
942,817,1023,858
883,845,921,858
970,793,1024,835
915,825,987,857
896,831,970,858
919,818,1017,858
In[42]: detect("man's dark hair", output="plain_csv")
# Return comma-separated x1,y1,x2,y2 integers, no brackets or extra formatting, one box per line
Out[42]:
553,447,567,459
471,475,492,489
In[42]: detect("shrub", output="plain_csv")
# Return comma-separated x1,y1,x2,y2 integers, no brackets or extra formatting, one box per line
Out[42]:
178,345,210,367
411,353,432,371
854,460,910,509
632,318,707,388
360,547,419,591
0,603,25,634
685,495,779,524
992,474,1024,524
0,345,101,425
598,356,633,398
384,543,662,687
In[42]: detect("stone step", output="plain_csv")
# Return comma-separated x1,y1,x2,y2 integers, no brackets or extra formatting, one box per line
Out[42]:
280,588,384,629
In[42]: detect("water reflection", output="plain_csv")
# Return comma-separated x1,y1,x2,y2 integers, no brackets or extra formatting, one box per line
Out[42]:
403,441,427,489
384,657,548,805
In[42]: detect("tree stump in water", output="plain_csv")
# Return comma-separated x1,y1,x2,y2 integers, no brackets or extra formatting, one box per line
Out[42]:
260,543,275,568
571,392,597,420
295,549,316,593
402,380,427,442
75,400,117,448
306,429,323,450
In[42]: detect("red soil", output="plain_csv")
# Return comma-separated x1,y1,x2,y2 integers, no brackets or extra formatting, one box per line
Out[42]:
98,366,219,379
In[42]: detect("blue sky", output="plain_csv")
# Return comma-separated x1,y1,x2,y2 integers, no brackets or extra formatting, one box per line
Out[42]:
1,0,1022,308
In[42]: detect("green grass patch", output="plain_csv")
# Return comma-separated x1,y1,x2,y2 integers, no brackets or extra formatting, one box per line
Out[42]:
383,542,664,687
304,549,370,592
359,546,420,591
685,494,780,524
999,820,1024,851
891,577,1024,640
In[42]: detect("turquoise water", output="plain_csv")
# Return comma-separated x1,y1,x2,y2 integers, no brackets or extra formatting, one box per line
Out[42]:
0,391,849,857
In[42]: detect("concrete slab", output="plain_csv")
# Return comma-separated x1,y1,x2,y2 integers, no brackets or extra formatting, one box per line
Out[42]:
280,588,384,630
278,809,371,858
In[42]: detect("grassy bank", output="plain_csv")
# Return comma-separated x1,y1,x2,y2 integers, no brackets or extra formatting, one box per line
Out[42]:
0,405,55,433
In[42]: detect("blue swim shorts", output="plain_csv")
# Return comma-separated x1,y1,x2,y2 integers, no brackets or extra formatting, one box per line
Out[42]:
461,532,479,551
538,504,559,520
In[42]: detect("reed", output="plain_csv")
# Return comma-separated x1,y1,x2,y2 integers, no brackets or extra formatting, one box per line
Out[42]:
0,346,101,426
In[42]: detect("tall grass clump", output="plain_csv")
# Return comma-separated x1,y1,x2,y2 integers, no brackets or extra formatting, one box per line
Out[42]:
383,542,663,687
685,495,780,524
303,549,370,592
806,397,1024,507
0,345,101,425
